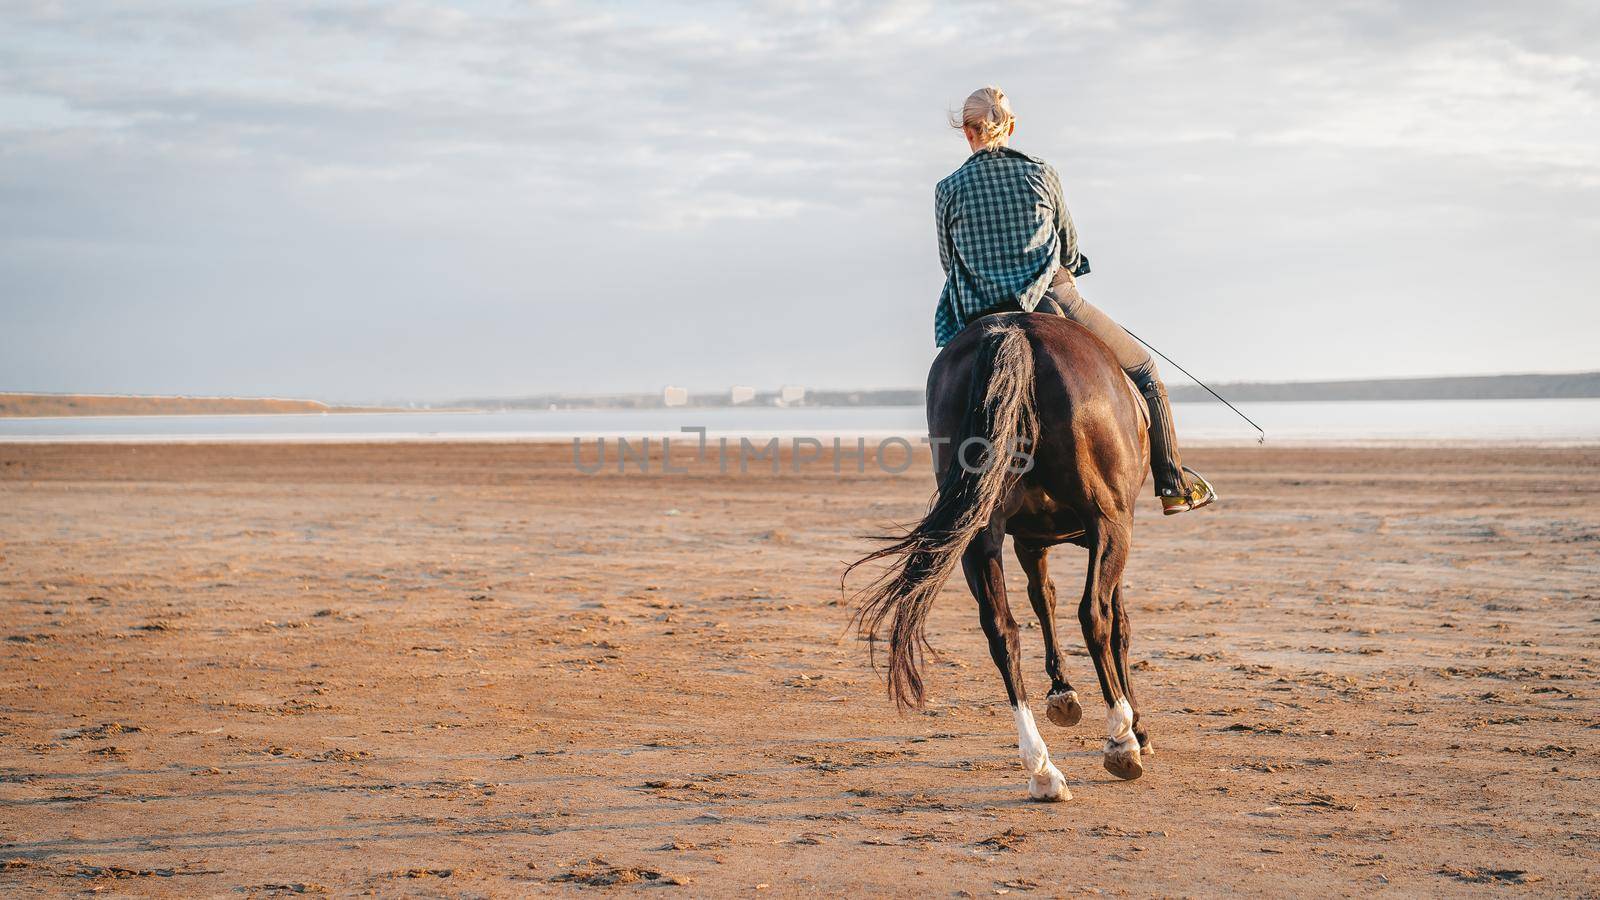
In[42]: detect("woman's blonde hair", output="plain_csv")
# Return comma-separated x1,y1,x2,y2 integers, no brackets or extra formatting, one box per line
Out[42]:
951,85,1014,148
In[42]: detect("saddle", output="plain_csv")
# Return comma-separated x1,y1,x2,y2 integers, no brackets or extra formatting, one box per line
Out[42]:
973,307,1150,433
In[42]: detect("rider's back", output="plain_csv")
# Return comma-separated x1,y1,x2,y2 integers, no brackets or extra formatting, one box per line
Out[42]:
935,147,1070,345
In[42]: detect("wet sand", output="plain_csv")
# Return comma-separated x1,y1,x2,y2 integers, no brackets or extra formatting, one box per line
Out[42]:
1,442,1596,896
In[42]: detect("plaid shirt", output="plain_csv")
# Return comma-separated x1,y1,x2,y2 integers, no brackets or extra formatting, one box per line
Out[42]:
933,146,1081,346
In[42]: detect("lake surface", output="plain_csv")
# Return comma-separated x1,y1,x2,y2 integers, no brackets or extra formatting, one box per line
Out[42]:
1,399,1597,445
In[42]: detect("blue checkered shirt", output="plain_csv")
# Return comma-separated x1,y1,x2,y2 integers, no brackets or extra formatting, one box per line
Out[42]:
934,147,1081,346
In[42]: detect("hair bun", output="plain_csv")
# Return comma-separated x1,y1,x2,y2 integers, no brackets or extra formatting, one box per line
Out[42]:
951,86,1014,148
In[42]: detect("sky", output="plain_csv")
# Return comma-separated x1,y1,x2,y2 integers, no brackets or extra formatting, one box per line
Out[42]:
1,0,1597,401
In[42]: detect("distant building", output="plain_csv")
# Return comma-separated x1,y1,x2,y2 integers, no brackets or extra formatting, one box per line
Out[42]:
662,386,688,408
777,385,806,407
730,385,756,405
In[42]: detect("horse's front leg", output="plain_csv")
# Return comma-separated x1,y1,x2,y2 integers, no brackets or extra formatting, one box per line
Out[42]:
964,525,1068,802
1077,521,1143,780
1109,582,1152,754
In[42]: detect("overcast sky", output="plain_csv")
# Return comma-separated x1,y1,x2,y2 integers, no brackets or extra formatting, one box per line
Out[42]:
2,1,1597,401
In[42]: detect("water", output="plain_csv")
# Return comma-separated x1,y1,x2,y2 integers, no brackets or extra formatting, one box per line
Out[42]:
1,399,1597,445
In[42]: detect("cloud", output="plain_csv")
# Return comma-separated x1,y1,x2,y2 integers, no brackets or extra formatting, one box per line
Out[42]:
1,0,1597,397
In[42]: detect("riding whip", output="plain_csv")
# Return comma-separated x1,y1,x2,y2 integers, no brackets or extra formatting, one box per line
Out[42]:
1123,328,1267,444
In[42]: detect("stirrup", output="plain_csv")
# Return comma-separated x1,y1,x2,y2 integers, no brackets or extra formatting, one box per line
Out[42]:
1161,466,1217,516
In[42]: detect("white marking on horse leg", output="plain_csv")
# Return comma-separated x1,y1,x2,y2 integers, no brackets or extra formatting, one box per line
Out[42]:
1014,705,1050,773
1013,705,1068,801
1104,697,1139,755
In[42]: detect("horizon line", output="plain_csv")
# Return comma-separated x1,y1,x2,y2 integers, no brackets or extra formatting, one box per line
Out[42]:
3,367,1597,406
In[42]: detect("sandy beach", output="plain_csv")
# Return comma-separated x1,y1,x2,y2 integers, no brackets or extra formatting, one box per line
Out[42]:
0,441,1596,896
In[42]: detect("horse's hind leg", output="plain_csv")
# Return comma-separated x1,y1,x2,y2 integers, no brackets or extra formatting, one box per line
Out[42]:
1014,543,1082,728
1077,519,1143,780
965,524,1068,802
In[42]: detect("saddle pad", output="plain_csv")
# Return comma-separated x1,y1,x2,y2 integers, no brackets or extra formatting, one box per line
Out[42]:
1123,373,1150,431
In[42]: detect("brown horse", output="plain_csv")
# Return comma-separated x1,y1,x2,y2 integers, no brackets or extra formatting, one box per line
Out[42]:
849,311,1152,801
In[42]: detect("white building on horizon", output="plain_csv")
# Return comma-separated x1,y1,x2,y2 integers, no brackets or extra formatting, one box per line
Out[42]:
777,384,805,407
662,386,688,408
729,385,756,405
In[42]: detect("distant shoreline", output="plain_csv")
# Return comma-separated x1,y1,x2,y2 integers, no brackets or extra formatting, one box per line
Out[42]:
0,393,404,418
4,370,1595,417
1165,371,1600,403
448,371,1600,410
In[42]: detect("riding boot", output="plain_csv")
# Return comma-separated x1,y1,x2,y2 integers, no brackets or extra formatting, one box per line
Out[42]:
1138,380,1186,499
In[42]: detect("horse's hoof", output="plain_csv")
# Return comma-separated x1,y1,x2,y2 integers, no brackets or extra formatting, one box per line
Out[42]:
1045,691,1082,728
1139,738,1154,756
1028,765,1070,802
1103,746,1143,781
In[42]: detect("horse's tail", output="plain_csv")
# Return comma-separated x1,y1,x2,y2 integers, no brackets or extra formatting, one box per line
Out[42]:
848,320,1037,710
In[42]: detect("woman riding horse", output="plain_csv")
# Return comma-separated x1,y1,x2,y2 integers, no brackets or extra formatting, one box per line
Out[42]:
936,86,1216,514
852,86,1219,800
